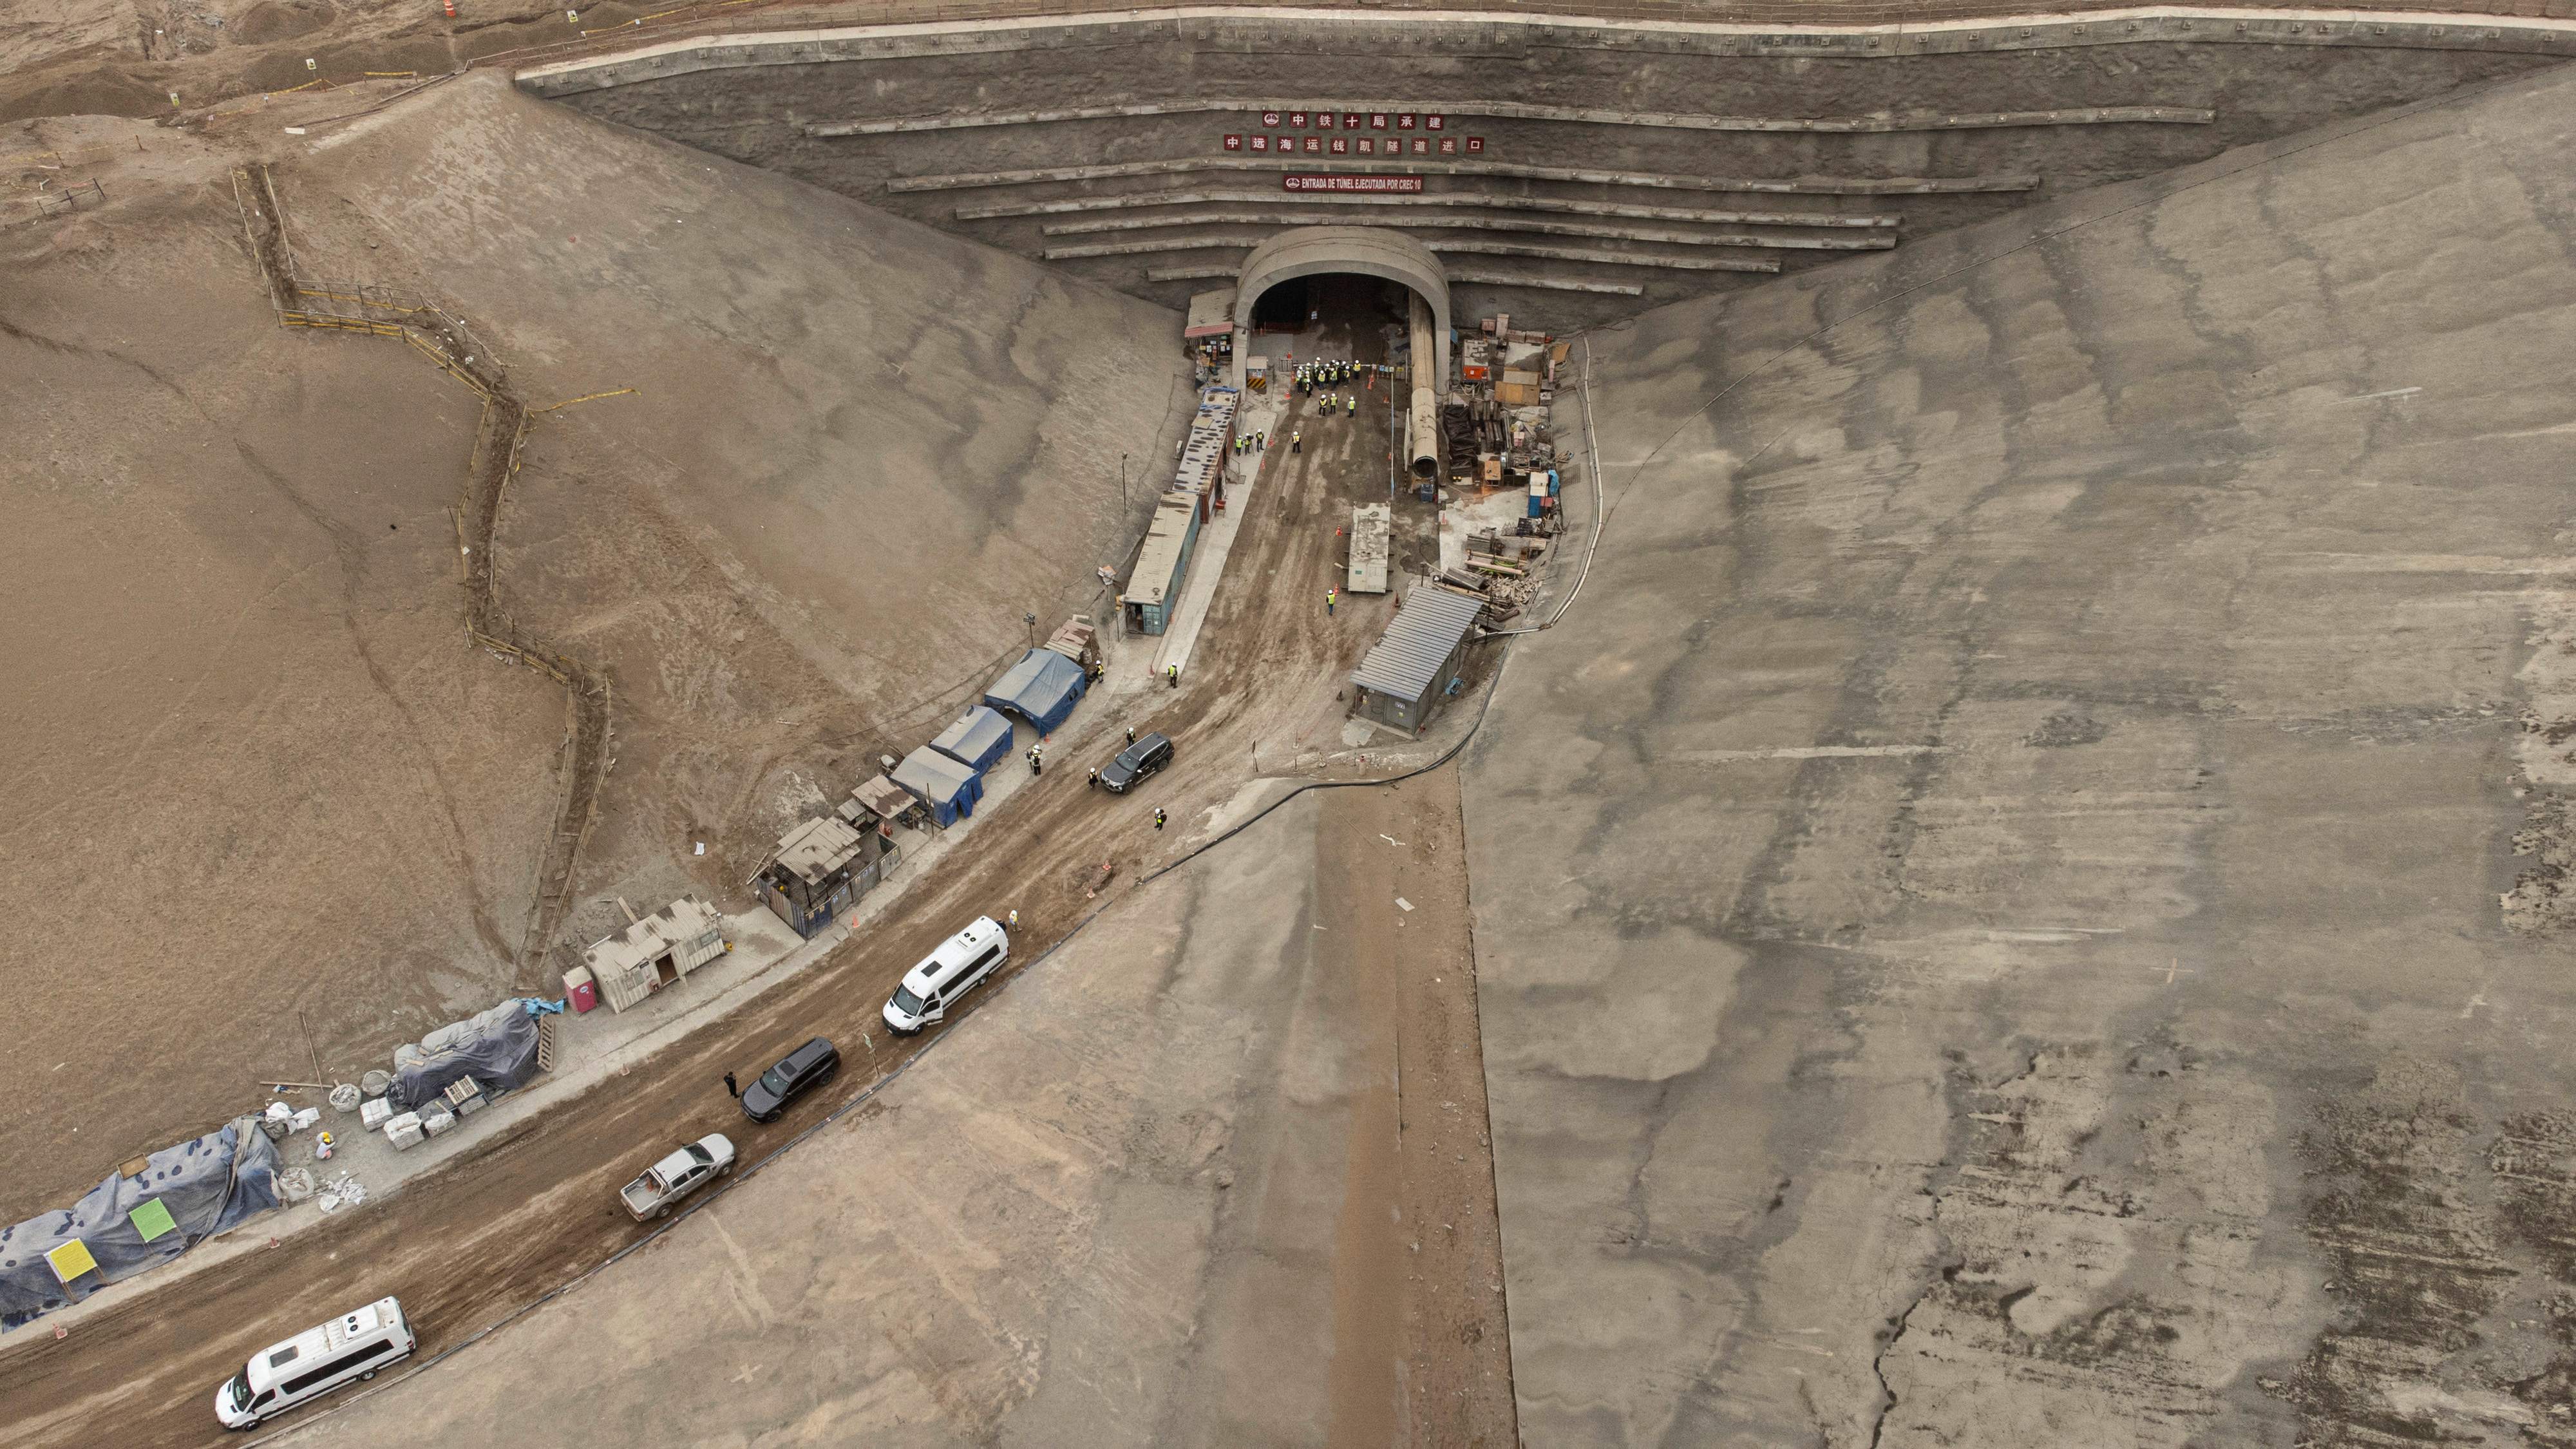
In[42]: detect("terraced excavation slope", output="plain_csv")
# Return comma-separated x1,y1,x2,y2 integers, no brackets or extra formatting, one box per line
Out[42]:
1463,66,2576,1446
281,71,1198,949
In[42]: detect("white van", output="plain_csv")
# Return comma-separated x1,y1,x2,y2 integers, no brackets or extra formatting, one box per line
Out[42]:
882,916,1010,1035
214,1296,415,1430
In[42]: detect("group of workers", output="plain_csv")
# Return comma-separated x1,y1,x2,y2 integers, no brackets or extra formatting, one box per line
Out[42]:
1293,358,1365,424
1295,358,1364,393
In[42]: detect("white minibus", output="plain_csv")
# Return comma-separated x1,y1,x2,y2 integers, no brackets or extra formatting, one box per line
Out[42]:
214,1296,415,1430
882,916,1010,1034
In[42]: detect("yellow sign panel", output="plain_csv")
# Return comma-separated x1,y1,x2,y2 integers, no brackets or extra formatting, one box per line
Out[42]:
46,1238,97,1284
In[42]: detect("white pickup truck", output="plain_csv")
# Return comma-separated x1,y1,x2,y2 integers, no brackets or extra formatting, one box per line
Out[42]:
620,1133,734,1220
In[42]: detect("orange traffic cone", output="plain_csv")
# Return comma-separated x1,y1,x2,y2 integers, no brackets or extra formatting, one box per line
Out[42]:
443,0,455,14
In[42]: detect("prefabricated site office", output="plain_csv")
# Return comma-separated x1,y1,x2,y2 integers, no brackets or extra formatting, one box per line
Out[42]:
579,895,726,1014
1349,587,1487,733
1121,387,1236,636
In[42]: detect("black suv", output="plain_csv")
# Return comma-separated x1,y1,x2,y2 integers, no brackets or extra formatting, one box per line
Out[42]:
1101,733,1173,794
740,1037,838,1124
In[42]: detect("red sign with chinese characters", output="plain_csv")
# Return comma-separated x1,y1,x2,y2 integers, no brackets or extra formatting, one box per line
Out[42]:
1232,111,1482,157
1283,174,1425,193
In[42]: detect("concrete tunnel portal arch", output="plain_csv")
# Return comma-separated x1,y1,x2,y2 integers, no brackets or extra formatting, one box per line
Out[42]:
1235,225,1451,397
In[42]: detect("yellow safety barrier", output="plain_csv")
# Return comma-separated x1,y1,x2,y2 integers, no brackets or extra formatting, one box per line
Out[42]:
363,71,419,78
0,142,125,174
280,312,404,336
296,285,436,315
531,387,638,413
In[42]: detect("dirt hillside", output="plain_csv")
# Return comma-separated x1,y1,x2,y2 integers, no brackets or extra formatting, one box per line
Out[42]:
0,70,1193,1220
0,130,563,1220
269,70,1198,956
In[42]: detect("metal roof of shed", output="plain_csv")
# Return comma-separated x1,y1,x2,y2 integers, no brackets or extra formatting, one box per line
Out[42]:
772,816,865,886
1350,588,1486,704
1185,288,1237,338
583,894,724,976
1126,493,1198,605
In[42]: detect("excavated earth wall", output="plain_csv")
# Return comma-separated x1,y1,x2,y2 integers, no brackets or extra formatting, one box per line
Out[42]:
520,9,2571,325
1463,57,2576,1446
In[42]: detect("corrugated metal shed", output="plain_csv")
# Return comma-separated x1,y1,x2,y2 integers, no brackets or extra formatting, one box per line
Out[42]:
1350,588,1485,704
582,895,726,1014
772,816,864,886
1349,504,1390,594
838,773,913,831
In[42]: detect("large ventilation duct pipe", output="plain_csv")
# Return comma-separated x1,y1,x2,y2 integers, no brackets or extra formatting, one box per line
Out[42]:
1408,294,1441,481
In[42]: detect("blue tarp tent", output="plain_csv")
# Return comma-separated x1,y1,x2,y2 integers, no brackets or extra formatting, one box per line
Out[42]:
891,746,985,828
983,649,1088,734
929,705,1014,776
1,1118,279,1328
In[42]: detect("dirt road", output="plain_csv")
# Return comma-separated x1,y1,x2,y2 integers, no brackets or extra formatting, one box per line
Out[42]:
1316,779,1519,1447
0,315,1503,1446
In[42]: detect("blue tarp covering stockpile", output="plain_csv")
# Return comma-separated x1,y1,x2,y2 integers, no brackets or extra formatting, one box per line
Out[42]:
982,649,1088,734
930,705,1014,775
1,1119,279,1329
893,746,985,827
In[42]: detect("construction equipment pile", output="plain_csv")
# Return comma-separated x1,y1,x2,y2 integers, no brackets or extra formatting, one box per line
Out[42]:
1426,314,1571,623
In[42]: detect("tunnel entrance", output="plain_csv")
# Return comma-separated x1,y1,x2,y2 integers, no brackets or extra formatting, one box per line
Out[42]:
1233,225,1450,388
1245,274,1411,361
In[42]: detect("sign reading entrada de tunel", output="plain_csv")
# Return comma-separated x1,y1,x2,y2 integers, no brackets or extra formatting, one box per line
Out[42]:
1281,175,1428,194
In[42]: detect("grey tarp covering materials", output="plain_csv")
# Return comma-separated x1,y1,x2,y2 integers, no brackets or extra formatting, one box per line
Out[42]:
982,648,1089,734
892,745,986,828
387,998,547,1112
929,705,1014,775
0,1117,280,1329
1350,587,1486,703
